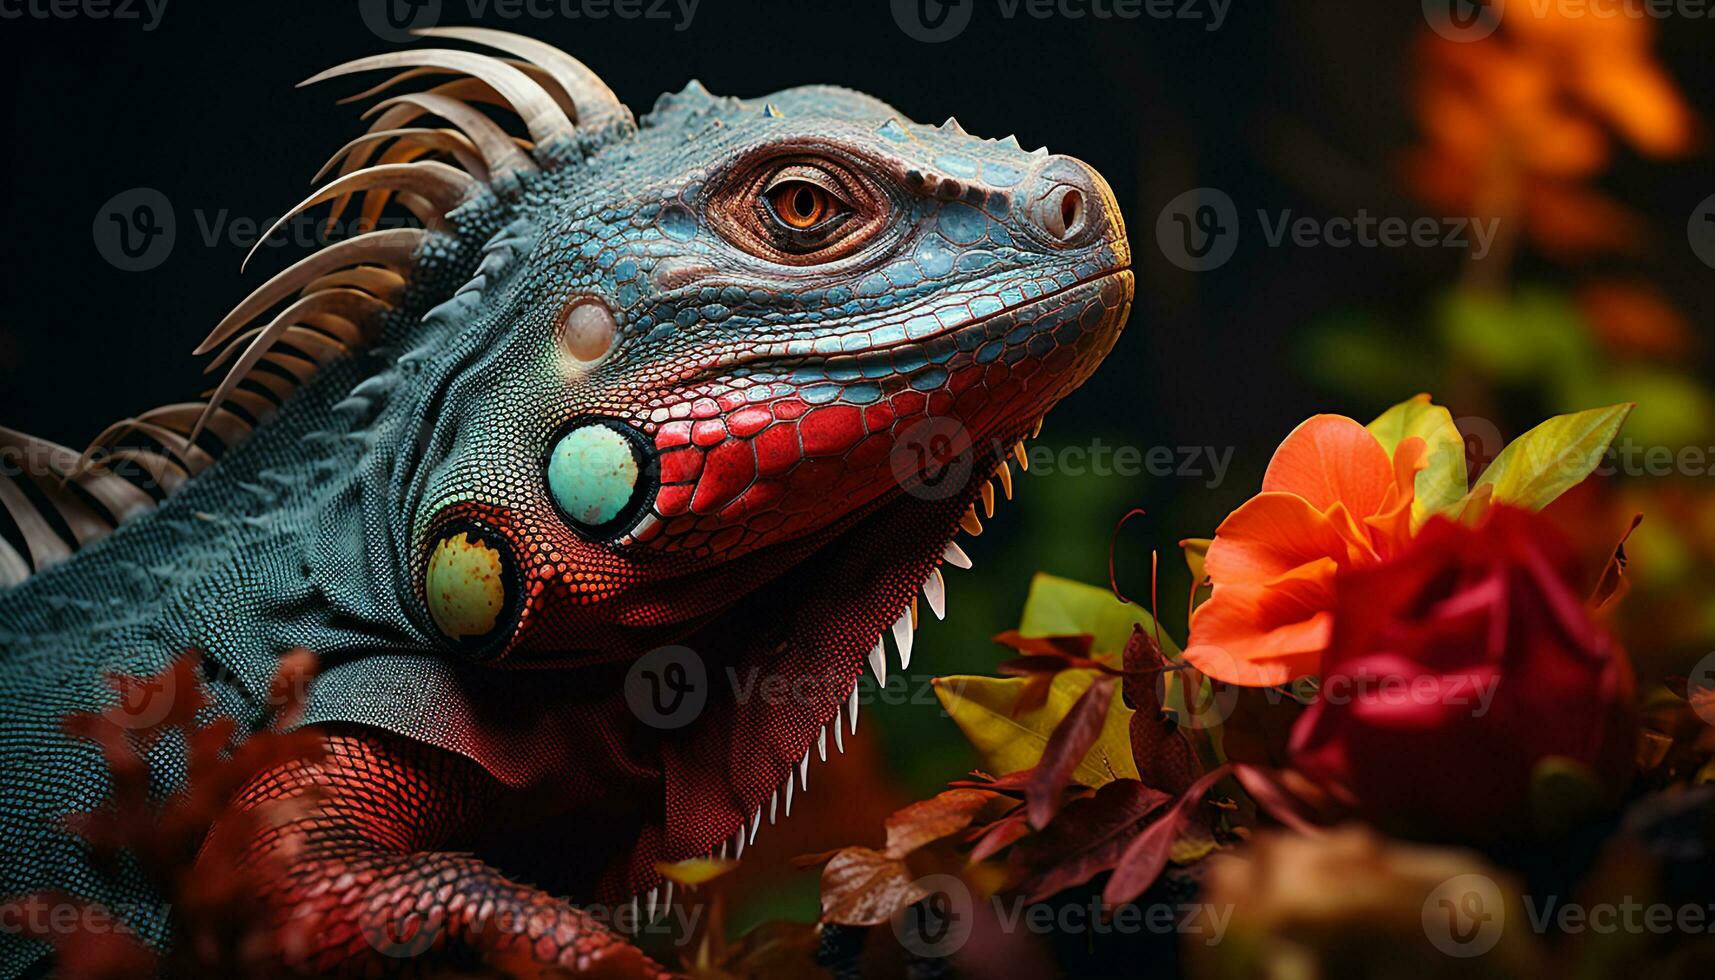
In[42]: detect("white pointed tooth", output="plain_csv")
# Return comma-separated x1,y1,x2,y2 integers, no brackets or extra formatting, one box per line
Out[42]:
664,882,674,916
800,749,811,790
923,568,946,620
718,841,729,859
818,724,828,762
833,706,846,753
627,897,639,932
749,807,762,843
942,540,972,569
785,775,795,817
849,685,861,734
867,636,887,687
646,887,659,922
891,609,914,670
735,825,747,859
769,789,779,825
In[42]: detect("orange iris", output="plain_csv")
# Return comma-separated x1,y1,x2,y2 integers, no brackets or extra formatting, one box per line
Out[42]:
769,181,834,229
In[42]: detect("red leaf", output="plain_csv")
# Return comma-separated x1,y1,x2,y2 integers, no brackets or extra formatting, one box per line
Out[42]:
948,769,1034,795
1026,675,1117,829
1231,764,1333,834
991,630,1096,660
1590,514,1642,611
967,809,1032,862
1011,673,1056,717
1102,764,1231,907
1012,780,1173,903
883,789,996,858
1121,625,1202,794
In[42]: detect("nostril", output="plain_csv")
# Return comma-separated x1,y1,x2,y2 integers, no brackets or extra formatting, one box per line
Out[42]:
1027,155,1107,248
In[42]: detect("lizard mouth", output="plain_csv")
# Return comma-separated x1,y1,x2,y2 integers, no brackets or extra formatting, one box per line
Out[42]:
613,263,1135,930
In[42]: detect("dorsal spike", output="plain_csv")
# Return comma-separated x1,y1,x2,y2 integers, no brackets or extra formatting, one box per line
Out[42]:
941,116,968,136
996,134,1022,150
762,102,784,119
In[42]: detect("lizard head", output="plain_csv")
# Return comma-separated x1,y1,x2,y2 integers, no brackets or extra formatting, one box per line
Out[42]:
413,82,1133,669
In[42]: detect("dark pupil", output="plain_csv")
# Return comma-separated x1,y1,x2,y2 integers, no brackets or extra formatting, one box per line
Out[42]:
792,187,817,219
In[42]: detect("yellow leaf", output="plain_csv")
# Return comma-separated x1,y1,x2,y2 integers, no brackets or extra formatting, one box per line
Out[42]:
1180,538,1212,585
1367,393,1467,526
1019,572,1179,656
1472,403,1633,511
934,669,1139,787
656,857,738,888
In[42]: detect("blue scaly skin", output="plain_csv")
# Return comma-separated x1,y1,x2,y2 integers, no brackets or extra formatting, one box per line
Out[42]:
0,28,1131,975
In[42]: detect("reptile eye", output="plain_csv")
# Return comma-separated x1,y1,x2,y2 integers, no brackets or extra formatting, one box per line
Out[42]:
709,155,890,264
767,180,843,230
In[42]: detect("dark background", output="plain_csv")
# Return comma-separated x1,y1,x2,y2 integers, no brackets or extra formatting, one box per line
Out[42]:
3,0,1713,941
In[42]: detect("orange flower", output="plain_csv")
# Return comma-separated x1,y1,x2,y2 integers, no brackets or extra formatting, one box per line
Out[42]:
1183,416,1426,687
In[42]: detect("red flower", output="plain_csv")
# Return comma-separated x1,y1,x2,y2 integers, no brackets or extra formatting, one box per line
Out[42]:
1288,506,1634,839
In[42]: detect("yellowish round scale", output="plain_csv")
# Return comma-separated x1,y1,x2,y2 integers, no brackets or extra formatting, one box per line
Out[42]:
426,531,506,640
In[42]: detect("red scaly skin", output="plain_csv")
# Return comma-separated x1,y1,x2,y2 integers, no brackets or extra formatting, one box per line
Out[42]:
213,725,670,978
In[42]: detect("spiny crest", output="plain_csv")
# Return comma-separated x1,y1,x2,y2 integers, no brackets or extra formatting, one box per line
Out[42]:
0,27,632,587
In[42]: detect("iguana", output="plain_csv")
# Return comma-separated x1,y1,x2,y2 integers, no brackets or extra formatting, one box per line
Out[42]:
0,27,1131,976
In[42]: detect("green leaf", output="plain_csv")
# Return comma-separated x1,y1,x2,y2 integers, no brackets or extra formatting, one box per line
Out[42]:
1471,404,1633,511
1019,572,1179,657
1366,393,1468,525
934,669,1139,787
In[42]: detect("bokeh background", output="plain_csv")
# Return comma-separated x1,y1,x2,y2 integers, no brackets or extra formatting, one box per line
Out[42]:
2,0,1713,954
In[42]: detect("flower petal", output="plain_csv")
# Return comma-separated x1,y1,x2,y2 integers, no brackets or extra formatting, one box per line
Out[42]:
1205,493,1374,585
1262,415,1396,517
1185,558,1339,686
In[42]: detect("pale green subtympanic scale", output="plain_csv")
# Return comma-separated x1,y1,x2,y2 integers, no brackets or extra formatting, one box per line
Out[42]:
548,423,640,528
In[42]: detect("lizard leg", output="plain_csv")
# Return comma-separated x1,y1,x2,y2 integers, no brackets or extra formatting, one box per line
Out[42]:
207,723,668,978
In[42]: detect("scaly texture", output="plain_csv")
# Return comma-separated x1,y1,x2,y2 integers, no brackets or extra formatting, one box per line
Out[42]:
0,27,1132,976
